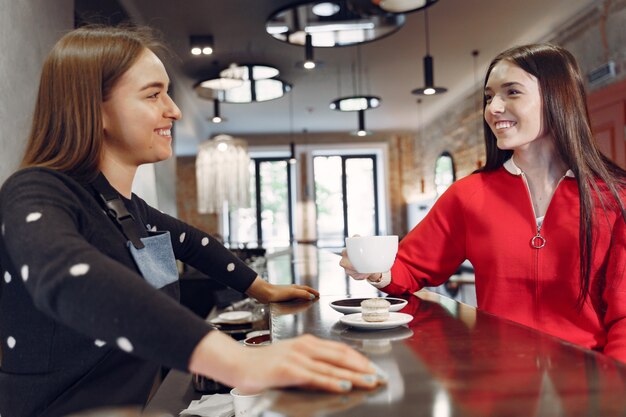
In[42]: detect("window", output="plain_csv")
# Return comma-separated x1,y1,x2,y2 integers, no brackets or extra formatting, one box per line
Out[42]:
229,158,293,248
314,155,379,248
434,152,456,196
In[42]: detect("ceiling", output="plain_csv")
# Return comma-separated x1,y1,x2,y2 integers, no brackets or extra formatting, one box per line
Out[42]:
111,0,596,155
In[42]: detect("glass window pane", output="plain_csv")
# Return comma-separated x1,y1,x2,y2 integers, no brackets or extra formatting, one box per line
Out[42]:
435,154,455,195
259,161,290,248
314,156,344,247
346,158,376,236
229,161,257,246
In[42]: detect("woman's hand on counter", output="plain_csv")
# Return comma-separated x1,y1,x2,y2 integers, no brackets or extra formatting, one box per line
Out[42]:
245,276,319,304
189,331,383,394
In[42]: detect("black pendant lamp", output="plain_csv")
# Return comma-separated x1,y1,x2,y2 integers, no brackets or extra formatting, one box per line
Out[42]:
354,109,369,137
412,8,447,96
210,98,225,123
303,33,316,69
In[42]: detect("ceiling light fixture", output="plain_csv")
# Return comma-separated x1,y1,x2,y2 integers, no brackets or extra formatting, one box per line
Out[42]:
211,98,225,124
352,109,371,136
330,96,381,111
266,2,405,48
330,46,380,136
195,64,291,103
411,8,447,96
198,78,244,91
220,63,279,80
312,2,340,16
373,0,438,14
303,33,316,69
190,35,214,56
196,135,250,214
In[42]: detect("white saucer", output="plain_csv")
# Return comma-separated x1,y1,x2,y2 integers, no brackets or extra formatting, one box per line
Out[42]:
329,297,408,314
339,312,413,330
210,311,253,324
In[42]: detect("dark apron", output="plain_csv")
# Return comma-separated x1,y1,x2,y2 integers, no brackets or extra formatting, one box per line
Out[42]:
92,174,178,289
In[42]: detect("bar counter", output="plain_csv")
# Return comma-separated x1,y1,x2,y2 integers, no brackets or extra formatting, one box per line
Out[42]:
146,245,626,416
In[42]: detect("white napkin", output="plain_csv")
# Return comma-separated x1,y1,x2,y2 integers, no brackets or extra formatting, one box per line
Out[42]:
179,393,233,417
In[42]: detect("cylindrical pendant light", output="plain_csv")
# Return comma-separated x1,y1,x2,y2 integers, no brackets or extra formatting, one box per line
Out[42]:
411,8,446,95
303,33,316,69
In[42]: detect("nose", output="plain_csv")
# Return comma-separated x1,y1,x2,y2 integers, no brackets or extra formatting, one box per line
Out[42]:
164,94,182,121
487,95,505,115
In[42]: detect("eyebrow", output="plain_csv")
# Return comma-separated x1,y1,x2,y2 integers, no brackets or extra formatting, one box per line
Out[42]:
484,81,524,92
139,81,168,91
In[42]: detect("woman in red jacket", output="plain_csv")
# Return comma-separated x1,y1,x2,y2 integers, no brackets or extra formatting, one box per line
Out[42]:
340,44,626,361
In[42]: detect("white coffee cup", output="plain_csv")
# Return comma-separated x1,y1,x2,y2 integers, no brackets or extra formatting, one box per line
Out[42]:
345,235,398,273
230,388,262,417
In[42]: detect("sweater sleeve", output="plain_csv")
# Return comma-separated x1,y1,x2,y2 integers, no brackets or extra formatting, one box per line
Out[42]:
383,182,468,296
602,215,626,363
0,171,213,372
133,198,258,293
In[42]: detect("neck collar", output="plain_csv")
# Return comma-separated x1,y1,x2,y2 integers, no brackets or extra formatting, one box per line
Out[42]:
503,157,575,178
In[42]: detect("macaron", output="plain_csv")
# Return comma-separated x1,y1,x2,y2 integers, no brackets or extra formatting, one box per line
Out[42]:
361,298,391,322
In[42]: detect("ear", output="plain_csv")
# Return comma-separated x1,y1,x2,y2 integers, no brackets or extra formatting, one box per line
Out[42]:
101,103,110,134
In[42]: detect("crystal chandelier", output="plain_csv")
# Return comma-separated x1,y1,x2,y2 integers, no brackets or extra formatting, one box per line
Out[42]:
196,135,250,214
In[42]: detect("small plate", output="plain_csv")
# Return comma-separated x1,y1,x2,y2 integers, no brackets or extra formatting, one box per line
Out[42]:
339,312,413,330
329,297,408,314
210,311,253,324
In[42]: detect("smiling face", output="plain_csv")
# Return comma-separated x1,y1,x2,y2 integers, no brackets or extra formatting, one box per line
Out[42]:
484,60,552,152
101,48,181,169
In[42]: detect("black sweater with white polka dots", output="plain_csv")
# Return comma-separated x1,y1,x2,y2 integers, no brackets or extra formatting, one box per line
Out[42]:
0,167,258,417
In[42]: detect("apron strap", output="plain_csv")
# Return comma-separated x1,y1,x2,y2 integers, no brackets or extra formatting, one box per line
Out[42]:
91,174,145,249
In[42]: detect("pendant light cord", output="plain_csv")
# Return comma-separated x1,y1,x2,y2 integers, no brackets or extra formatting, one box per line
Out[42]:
424,8,430,55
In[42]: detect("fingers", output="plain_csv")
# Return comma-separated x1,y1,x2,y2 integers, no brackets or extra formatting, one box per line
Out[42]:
277,338,378,393
305,357,378,390
289,287,318,301
294,357,377,393
240,335,381,394
301,337,374,374
292,284,320,298
282,285,318,301
339,250,372,281
339,252,362,279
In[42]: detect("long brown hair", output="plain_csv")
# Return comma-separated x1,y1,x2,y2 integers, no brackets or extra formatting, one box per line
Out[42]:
21,25,165,183
480,43,626,307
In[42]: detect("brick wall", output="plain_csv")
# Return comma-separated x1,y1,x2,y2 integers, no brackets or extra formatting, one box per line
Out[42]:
176,156,220,234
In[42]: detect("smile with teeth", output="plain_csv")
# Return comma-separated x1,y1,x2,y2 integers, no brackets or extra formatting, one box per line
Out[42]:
495,121,516,130
155,128,171,136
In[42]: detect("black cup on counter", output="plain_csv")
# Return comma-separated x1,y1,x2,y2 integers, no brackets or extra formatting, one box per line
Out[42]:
192,323,251,393
192,373,232,394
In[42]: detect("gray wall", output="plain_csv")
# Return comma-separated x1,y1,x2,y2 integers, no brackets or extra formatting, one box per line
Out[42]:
0,0,73,184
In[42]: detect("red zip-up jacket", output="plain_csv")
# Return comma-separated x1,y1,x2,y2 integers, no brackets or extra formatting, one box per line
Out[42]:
381,163,626,361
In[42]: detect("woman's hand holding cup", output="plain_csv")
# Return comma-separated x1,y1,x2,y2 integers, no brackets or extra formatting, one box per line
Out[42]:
339,235,398,283
339,249,383,282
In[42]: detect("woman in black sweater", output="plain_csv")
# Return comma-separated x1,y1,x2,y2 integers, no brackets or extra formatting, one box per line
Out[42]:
0,26,380,417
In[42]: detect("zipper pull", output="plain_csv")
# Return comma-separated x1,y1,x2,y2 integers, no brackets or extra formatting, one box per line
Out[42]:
531,226,546,249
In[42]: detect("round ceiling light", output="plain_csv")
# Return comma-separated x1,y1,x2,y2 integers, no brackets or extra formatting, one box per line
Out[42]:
196,64,290,103
329,96,381,112
312,2,340,16
266,2,405,47
220,64,280,81
374,0,438,13
198,78,244,91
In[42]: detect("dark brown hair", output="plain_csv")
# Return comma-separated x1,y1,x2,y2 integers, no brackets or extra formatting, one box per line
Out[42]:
480,43,626,307
21,25,165,182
